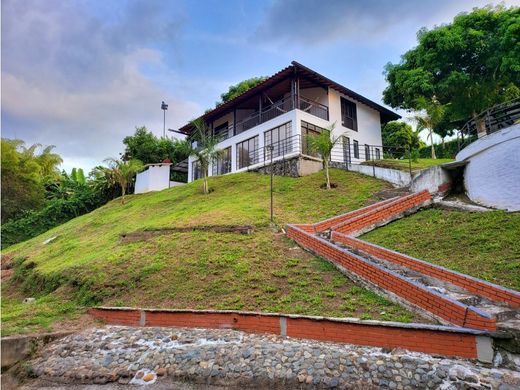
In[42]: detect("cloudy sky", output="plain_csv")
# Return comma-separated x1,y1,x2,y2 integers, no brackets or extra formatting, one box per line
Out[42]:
2,0,519,172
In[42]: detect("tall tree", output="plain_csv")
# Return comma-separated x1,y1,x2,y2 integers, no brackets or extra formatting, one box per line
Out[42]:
413,99,446,159
216,76,267,106
181,119,223,194
306,124,341,190
103,158,144,204
382,121,422,158
1,139,62,221
383,5,520,131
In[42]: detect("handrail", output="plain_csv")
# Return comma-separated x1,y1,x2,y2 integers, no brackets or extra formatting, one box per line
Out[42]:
214,97,330,142
458,97,520,151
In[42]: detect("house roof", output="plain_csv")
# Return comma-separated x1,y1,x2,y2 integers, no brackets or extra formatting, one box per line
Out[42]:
179,61,400,134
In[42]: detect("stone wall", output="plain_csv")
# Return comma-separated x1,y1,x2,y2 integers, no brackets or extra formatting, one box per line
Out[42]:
252,156,322,177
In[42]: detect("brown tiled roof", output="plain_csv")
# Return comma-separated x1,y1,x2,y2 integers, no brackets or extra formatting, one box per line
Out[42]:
179,61,400,134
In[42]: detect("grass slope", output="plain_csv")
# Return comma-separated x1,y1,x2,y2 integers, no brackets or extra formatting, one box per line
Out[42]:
2,170,420,336
363,158,454,172
362,209,520,291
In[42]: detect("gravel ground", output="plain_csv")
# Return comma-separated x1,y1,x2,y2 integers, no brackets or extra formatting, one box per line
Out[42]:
24,326,520,389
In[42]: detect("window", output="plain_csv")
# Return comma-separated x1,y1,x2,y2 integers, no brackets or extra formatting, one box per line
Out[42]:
264,122,292,159
212,147,231,176
236,136,259,169
342,136,351,164
353,140,359,159
365,144,370,161
301,121,325,157
341,97,358,131
192,160,201,181
375,148,381,160
214,122,229,142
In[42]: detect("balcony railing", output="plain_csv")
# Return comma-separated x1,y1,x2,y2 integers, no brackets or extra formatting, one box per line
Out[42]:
213,97,329,142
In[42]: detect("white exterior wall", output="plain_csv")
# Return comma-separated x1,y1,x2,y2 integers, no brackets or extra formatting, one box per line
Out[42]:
188,87,384,182
457,124,520,211
135,165,172,194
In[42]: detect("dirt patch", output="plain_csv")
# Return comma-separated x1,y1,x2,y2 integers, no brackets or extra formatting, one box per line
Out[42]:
120,225,254,243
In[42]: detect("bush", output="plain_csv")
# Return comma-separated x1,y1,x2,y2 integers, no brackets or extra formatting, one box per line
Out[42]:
1,190,102,248
418,136,477,159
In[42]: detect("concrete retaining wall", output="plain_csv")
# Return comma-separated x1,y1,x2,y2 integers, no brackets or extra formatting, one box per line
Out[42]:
457,125,520,211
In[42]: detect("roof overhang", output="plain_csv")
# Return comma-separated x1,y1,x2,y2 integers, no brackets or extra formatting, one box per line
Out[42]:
179,61,400,134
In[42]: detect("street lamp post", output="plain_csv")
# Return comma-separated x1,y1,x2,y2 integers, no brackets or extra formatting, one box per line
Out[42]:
267,144,274,224
161,101,168,138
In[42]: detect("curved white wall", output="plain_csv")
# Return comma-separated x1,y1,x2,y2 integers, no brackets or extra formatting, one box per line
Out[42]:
457,124,520,211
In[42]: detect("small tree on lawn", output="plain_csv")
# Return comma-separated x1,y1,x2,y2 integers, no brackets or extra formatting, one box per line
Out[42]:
306,123,341,190
413,98,446,160
183,119,223,194
103,158,144,204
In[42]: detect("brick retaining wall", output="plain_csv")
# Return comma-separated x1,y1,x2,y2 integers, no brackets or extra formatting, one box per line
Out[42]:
287,225,496,331
88,307,488,360
330,191,432,235
330,233,520,309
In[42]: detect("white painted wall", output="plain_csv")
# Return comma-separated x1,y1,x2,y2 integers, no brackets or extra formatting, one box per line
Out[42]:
135,165,172,194
188,87,385,182
457,124,520,211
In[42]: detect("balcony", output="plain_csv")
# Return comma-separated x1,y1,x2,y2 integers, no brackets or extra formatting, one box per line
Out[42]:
215,96,329,143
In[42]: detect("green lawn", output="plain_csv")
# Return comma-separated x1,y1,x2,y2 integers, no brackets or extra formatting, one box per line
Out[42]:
2,170,421,336
363,158,454,172
362,209,520,291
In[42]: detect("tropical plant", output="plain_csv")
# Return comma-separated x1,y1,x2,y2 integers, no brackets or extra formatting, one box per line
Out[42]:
413,99,446,159
306,123,341,190
103,158,144,204
181,119,223,194
1,139,63,221
381,121,422,158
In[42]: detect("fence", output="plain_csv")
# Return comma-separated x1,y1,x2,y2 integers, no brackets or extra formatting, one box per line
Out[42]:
458,97,520,151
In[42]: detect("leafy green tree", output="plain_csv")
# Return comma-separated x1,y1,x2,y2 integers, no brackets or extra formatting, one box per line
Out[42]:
181,119,223,194
382,121,422,158
306,124,341,190
383,5,520,132
216,76,267,106
1,139,62,222
122,126,188,181
103,158,144,204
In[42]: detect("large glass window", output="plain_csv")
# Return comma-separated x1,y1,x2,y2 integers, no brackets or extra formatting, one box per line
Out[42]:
264,122,292,159
342,136,351,164
192,160,201,181
212,147,231,176
365,144,370,160
341,97,358,131
236,136,259,169
301,121,325,158
353,140,359,159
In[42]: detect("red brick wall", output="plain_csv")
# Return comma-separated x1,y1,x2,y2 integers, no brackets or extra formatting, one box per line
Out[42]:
88,307,480,359
313,197,399,232
285,318,477,358
331,233,520,309
287,225,496,331
332,191,432,234
145,311,280,334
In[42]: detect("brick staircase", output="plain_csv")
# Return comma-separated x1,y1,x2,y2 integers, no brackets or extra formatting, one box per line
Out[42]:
287,191,520,333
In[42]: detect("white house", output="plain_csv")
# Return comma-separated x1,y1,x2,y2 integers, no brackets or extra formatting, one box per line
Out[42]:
179,61,400,183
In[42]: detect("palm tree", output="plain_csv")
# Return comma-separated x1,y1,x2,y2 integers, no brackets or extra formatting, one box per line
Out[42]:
413,98,446,159
182,119,223,194
306,123,341,190
103,158,144,204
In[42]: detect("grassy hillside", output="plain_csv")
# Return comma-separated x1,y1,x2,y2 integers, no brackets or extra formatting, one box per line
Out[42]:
3,170,421,335
362,209,520,290
363,158,454,172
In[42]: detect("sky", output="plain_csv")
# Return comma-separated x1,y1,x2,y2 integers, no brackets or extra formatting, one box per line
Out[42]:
2,0,519,173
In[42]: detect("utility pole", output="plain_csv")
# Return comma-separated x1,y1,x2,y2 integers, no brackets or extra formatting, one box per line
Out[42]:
161,101,168,138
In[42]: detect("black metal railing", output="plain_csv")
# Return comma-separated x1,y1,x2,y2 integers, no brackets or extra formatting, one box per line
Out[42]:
212,97,329,142
458,97,520,151
298,96,329,121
